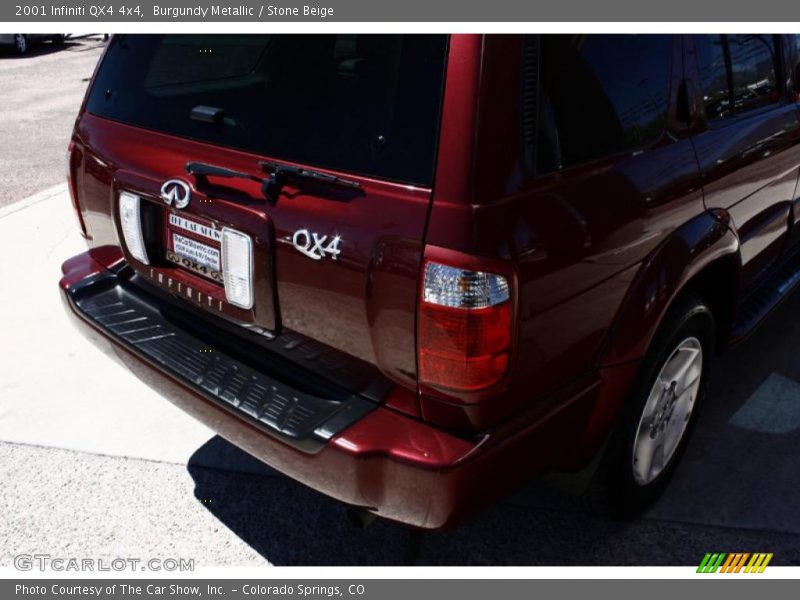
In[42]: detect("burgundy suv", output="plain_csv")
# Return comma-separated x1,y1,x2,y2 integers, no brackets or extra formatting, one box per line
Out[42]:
60,34,800,528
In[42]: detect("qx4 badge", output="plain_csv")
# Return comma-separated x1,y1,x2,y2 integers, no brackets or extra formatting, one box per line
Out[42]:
292,229,342,261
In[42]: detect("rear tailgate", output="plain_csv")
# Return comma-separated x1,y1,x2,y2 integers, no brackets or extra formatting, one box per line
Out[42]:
71,34,448,396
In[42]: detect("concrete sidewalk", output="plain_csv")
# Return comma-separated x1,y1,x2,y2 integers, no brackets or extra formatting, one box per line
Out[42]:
0,186,214,464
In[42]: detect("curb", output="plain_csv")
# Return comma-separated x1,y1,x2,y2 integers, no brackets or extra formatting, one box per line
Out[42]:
0,183,69,220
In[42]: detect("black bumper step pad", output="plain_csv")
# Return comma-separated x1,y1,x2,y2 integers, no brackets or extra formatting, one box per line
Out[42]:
70,276,375,453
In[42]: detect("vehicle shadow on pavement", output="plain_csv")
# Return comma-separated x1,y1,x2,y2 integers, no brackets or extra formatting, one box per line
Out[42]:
187,291,800,566
187,438,421,566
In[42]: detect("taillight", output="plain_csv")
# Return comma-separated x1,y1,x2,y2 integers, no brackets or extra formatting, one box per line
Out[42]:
221,227,254,310
119,192,149,265
418,256,514,393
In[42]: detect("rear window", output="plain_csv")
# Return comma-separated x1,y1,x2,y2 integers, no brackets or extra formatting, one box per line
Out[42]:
86,34,448,186
523,34,671,174
695,35,780,120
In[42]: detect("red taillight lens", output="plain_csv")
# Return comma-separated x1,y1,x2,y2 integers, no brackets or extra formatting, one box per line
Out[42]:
418,259,513,392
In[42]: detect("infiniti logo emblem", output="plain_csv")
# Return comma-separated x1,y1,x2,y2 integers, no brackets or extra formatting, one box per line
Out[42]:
160,179,191,209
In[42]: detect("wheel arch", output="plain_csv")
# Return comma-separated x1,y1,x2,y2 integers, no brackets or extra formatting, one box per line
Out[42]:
599,209,741,368
555,210,741,473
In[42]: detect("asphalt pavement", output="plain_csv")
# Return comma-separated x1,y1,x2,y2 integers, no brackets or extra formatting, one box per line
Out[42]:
1,35,799,568
0,35,106,207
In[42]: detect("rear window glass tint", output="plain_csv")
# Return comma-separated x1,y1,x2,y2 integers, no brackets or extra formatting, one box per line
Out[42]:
86,34,448,186
729,35,779,113
696,34,781,120
696,35,731,119
527,34,671,174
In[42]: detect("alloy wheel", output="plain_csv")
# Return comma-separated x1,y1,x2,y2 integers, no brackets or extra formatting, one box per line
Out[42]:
631,337,703,485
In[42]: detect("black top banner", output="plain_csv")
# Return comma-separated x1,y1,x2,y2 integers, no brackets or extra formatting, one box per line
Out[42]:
3,0,800,22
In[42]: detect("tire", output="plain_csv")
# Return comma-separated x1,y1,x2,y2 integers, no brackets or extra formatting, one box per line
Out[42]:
585,292,715,518
14,35,28,55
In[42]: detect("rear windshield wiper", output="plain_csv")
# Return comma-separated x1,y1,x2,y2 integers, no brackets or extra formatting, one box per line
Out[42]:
259,160,361,192
185,160,360,203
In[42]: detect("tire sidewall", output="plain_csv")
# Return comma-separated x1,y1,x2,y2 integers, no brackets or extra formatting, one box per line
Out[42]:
601,296,715,516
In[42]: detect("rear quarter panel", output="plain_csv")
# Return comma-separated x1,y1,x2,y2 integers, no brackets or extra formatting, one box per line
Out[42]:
422,35,710,430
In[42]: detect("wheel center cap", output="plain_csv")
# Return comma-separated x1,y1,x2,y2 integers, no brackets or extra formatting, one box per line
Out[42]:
650,381,678,438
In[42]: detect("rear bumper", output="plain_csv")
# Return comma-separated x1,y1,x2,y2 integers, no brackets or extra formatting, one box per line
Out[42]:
60,250,608,529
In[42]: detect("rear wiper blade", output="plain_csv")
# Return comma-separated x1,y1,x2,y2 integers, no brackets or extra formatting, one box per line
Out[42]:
259,161,361,191
186,161,261,183
185,160,360,204
186,161,277,204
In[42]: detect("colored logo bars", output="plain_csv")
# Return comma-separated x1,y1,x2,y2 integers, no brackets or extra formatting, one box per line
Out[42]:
697,553,773,573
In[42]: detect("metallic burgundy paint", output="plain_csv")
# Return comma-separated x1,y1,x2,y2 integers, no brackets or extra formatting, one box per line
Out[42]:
60,250,604,529
59,34,800,528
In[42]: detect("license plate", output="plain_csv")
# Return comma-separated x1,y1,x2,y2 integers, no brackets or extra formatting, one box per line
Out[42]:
166,232,224,284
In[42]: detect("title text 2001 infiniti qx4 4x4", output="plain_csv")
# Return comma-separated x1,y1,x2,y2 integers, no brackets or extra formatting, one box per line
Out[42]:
60,34,800,528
